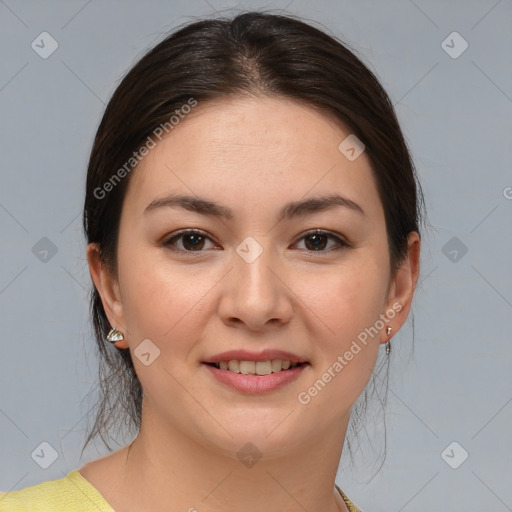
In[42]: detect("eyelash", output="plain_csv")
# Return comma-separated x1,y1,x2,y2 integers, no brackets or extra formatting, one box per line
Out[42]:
162,229,350,254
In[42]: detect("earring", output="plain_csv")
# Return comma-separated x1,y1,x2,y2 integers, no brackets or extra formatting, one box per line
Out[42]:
385,326,392,355
106,327,124,343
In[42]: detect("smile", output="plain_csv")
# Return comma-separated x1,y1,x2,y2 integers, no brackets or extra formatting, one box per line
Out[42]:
206,359,303,375
203,361,310,393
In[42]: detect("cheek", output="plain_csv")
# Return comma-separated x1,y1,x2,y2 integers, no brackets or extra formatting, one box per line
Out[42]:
116,244,178,336
116,243,218,353
294,255,388,400
299,256,389,341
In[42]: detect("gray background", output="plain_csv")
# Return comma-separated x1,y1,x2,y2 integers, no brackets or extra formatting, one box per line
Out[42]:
1,0,511,510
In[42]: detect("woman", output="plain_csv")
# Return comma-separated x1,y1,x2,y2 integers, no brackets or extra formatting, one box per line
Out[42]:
0,11,422,512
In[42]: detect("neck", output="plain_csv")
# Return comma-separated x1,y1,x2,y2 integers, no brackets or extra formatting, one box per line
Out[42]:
115,399,351,512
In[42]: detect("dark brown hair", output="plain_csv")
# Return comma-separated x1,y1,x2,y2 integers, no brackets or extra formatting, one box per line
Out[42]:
82,11,424,464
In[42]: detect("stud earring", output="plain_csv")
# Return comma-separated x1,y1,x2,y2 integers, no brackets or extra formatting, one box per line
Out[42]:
106,327,124,343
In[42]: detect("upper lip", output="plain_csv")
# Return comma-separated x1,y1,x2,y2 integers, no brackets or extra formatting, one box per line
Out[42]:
202,349,308,364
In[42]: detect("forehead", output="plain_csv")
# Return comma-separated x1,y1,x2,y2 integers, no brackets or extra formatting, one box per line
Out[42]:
124,95,383,222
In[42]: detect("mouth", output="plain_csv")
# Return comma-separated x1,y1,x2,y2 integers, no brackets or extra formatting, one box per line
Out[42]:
203,360,309,375
202,358,311,393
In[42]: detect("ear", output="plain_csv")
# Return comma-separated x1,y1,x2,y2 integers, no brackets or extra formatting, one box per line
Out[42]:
380,232,421,344
86,243,129,349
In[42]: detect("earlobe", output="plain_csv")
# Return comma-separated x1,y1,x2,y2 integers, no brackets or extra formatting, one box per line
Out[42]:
86,243,128,349
381,232,421,344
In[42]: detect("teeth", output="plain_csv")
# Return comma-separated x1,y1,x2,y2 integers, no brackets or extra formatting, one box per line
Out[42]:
271,359,282,372
227,360,240,373
255,361,272,375
239,361,255,374
213,359,301,374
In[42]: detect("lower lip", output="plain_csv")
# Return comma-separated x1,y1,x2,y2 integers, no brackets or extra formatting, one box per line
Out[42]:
203,363,309,393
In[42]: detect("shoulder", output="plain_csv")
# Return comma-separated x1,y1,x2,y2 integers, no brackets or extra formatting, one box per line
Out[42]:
0,470,114,512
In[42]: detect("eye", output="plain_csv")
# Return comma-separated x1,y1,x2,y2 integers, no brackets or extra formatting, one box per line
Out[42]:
163,228,349,254
293,230,349,252
163,229,218,252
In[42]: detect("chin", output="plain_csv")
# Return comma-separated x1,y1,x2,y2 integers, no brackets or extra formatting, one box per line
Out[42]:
194,411,310,459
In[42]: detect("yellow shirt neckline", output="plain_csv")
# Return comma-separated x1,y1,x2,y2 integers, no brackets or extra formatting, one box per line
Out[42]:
67,470,115,510
70,470,362,512
335,483,362,512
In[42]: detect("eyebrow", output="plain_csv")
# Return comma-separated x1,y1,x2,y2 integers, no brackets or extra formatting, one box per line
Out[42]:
144,193,365,221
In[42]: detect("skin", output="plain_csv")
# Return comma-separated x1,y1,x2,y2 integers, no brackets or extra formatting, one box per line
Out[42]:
83,95,420,512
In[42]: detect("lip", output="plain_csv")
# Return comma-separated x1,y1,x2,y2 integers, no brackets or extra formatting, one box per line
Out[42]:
203,362,309,393
202,349,308,364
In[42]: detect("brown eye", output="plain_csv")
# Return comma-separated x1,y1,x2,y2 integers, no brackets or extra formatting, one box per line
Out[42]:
164,230,216,252
181,233,205,250
295,230,348,252
304,233,328,251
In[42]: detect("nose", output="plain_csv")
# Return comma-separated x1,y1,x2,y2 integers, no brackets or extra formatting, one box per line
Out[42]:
217,244,293,331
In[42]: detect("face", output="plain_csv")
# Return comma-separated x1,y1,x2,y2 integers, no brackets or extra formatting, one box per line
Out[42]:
89,95,419,458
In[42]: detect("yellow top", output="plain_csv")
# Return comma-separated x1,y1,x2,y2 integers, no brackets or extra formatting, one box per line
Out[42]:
0,470,114,511
336,484,362,512
0,470,361,511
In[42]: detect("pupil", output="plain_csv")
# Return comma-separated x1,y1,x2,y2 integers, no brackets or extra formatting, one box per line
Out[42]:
184,234,204,250
306,234,326,251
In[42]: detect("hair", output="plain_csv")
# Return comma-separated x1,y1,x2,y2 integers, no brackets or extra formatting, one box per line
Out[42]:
81,10,424,471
